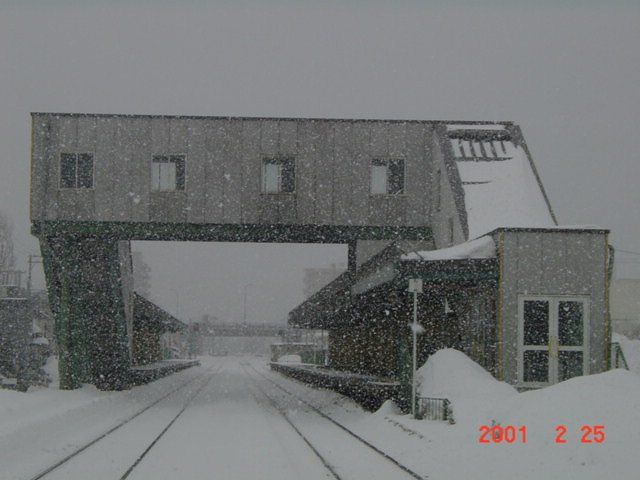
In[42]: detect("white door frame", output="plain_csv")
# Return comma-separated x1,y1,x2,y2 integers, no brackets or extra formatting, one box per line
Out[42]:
517,295,590,388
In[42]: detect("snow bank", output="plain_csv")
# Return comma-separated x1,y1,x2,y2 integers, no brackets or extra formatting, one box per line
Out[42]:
487,369,640,478
613,332,640,374
417,349,516,423
277,354,302,363
43,355,59,387
375,399,402,416
392,349,640,478
417,349,515,400
496,368,640,426
402,235,495,261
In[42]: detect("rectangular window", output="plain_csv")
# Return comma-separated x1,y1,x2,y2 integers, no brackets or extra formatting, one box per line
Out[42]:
558,301,584,346
558,351,583,381
523,350,549,383
262,157,295,193
60,153,93,189
371,164,388,194
523,300,549,346
151,155,185,191
371,159,405,195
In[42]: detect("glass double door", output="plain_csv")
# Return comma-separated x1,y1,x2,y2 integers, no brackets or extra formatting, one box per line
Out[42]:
518,296,589,386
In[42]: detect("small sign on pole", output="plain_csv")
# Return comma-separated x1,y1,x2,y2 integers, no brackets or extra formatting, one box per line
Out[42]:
407,278,423,293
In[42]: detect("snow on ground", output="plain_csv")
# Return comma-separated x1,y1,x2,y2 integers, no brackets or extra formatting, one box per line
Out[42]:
0,358,215,480
277,354,302,363
373,349,640,479
255,353,640,479
2,354,639,479
613,332,640,373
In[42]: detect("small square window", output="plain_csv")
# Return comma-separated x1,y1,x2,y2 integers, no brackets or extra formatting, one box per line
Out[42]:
370,159,404,195
151,155,185,191
59,153,93,189
262,157,295,193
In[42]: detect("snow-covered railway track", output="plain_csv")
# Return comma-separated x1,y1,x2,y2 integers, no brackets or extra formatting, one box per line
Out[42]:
243,365,343,479
28,363,223,480
242,362,429,480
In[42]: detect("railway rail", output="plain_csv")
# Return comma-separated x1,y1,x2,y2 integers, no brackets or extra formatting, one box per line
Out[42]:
28,363,223,480
243,362,429,480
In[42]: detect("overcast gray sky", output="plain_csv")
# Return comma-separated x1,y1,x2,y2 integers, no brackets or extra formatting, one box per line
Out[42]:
1,1,639,322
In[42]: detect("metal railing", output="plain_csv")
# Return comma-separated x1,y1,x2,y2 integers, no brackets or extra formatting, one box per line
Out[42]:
611,342,629,370
415,396,452,422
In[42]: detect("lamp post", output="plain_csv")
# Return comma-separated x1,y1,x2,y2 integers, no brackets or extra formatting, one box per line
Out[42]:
242,283,255,323
408,278,423,418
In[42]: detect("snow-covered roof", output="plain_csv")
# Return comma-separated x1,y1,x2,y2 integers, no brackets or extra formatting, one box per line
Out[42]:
449,133,555,238
402,235,495,261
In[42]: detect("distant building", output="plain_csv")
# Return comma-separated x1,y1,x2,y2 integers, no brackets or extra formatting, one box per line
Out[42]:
611,279,640,338
1,275,55,387
187,320,288,356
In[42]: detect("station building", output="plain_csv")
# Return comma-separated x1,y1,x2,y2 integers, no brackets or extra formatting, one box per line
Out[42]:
29,113,611,389
289,125,612,391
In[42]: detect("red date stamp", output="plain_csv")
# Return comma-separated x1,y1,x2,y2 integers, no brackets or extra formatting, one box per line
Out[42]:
555,425,605,444
479,425,527,443
478,425,605,444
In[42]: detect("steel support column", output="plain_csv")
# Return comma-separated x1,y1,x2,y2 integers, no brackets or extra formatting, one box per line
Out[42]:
39,235,131,390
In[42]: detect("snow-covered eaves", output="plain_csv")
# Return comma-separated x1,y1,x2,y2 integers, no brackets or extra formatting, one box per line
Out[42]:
448,128,555,238
486,225,608,234
401,235,495,261
446,123,507,131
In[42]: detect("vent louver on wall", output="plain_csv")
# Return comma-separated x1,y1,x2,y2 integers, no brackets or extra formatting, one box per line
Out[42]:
449,137,514,161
